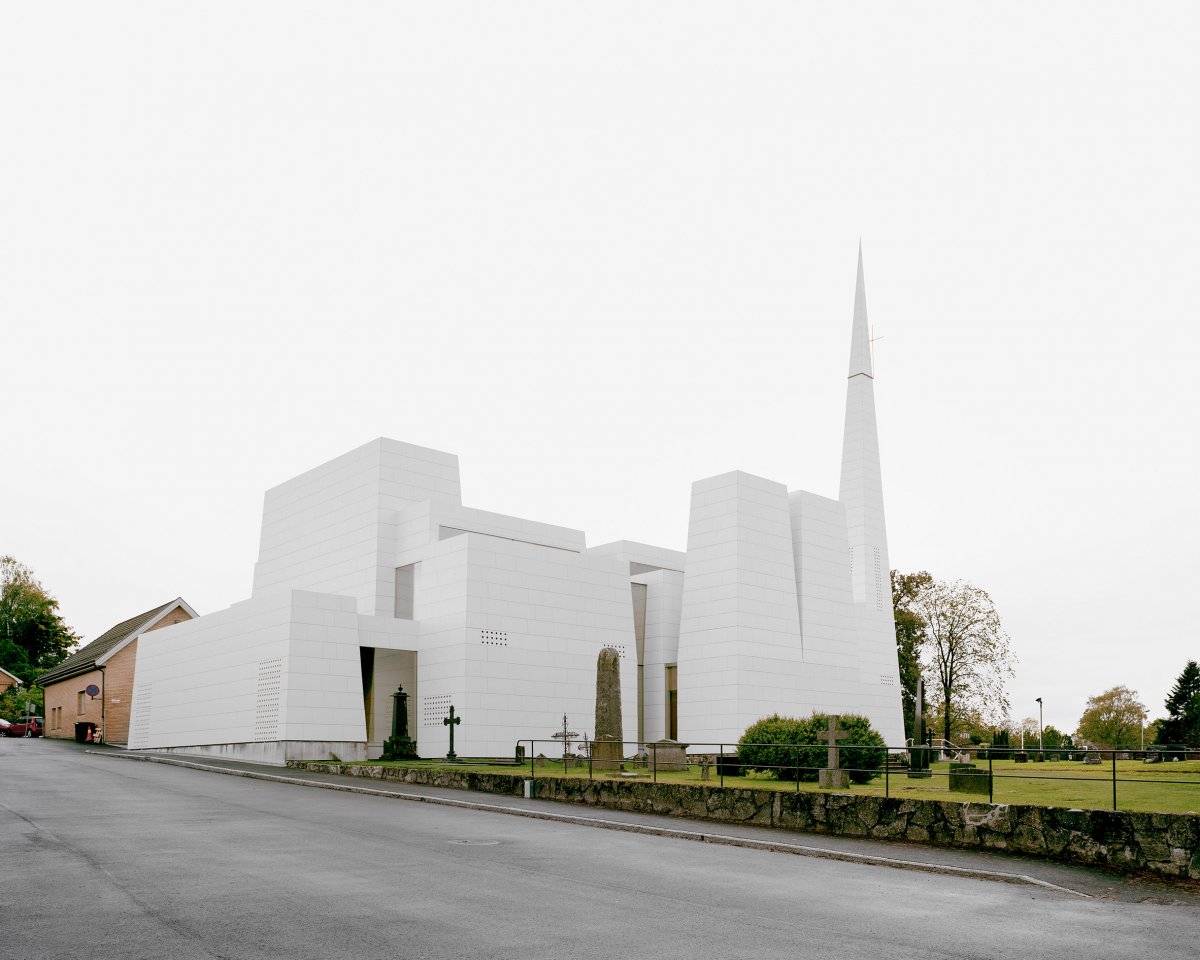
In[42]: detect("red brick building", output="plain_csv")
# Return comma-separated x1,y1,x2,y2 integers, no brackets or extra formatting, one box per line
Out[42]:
39,599,196,746
0,665,21,693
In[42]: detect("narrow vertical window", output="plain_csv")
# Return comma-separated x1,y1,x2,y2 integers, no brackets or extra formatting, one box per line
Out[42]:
394,564,416,619
665,665,678,741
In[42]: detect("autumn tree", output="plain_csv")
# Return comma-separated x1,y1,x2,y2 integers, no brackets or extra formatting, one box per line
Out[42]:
908,578,1014,744
891,570,932,740
1012,716,1040,750
0,557,79,679
1075,686,1146,749
1155,661,1200,748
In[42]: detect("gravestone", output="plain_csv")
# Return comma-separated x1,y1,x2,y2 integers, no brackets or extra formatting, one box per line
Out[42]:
948,762,990,795
646,739,689,771
716,754,742,777
816,715,851,790
907,679,932,778
592,647,624,770
381,686,418,760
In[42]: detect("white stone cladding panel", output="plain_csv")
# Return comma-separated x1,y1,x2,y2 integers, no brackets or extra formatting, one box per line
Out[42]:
392,501,438,556
428,533,638,759
789,491,859,677
587,540,687,572
356,614,421,651
410,538,470,757
637,569,684,743
280,592,366,743
840,383,888,610
677,472,805,746
434,503,585,553
854,610,906,746
252,439,462,614
131,593,294,749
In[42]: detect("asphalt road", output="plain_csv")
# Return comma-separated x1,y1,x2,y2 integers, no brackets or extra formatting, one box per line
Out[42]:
1,738,1193,960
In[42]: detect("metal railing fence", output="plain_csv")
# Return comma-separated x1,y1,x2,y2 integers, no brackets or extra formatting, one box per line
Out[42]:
499,739,1200,812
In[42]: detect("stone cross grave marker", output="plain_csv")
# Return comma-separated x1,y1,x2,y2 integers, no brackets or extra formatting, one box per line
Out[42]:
443,705,461,760
551,713,579,761
816,715,851,790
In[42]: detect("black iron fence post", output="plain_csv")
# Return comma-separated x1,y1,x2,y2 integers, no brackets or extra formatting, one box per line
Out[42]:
988,751,994,804
885,749,889,798
653,743,657,782
720,744,725,788
529,739,534,782
1112,750,1118,810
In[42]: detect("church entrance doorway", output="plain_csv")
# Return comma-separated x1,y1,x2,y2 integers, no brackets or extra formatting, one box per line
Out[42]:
359,647,417,758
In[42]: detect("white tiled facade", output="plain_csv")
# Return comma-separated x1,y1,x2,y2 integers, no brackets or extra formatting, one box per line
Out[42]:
131,251,904,763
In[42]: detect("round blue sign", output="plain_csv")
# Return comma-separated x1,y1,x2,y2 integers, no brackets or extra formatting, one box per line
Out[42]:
85,684,100,698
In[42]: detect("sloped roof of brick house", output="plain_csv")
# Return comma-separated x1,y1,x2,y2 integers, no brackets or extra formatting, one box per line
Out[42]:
0,665,22,686
36,598,196,686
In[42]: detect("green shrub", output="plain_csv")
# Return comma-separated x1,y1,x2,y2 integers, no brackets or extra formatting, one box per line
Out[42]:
737,713,885,784
825,714,886,783
737,715,822,782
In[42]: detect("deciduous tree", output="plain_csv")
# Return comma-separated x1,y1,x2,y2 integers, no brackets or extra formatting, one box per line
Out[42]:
0,557,79,679
891,570,932,740
1076,686,1146,749
908,578,1014,744
0,683,43,722
1013,716,1040,750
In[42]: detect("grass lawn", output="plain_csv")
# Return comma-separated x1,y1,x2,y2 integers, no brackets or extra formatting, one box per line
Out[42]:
310,756,1200,815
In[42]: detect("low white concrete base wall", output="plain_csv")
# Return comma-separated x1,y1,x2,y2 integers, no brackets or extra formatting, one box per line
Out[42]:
137,740,367,767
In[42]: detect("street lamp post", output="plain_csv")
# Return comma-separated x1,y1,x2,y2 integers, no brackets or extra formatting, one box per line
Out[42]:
1036,697,1044,754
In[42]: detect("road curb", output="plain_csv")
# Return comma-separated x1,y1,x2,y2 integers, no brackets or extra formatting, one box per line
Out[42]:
90,750,1089,897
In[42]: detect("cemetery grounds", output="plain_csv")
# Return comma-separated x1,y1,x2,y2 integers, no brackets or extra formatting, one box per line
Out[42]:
324,754,1200,815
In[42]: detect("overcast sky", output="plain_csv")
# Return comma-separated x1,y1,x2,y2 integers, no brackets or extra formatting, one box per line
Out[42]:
3,4,1197,735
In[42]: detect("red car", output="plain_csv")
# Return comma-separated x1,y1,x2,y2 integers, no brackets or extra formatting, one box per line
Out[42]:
6,716,43,737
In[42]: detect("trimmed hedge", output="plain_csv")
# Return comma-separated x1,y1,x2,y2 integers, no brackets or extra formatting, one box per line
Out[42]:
737,713,885,784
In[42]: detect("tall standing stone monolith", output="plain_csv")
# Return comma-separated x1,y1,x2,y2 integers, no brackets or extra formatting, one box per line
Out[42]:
593,647,624,770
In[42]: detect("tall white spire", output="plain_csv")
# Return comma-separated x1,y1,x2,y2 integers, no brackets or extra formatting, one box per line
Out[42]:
847,242,873,379
839,245,890,614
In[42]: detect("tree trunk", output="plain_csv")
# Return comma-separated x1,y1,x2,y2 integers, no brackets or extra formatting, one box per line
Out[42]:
941,674,953,745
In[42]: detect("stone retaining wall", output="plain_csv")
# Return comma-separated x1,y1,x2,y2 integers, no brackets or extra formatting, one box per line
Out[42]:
288,762,1200,881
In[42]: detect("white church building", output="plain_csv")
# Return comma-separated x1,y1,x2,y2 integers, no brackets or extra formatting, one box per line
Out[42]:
129,252,905,764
